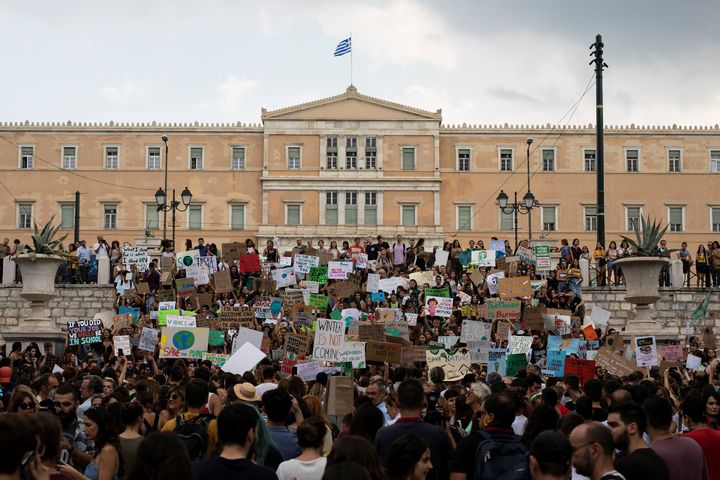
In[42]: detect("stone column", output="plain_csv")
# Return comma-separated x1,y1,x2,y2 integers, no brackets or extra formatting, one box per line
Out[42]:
579,258,590,287
670,260,684,287
2,256,15,285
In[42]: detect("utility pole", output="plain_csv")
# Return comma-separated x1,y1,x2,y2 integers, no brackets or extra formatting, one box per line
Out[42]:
590,34,608,246
74,191,80,245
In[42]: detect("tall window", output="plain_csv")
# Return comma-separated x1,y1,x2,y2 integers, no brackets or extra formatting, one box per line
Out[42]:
60,203,75,229
147,147,161,170
625,149,639,172
364,192,377,225
286,204,301,225
542,149,555,172
712,207,720,232
668,207,684,232
346,137,357,169
231,147,246,170
104,146,119,169
500,210,515,231
365,137,377,169
584,149,596,172
401,147,415,170
17,203,32,229
626,207,641,231
457,148,470,171
189,147,203,170
20,146,34,169
188,205,202,229
499,149,513,172
63,146,77,169
103,204,117,229
401,205,416,226
542,206,557,231
287,147,301,169
711,150,720,173
584,206,598,232
457,206,472,231
326,137,337,169
145,204,159,230
326,192,338,225
230,205,245,230
345,192,357,225
668,149,681,173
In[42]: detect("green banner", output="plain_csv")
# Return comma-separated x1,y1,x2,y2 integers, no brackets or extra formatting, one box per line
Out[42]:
209,330,225,346
308,266,328,284
425,287,451,298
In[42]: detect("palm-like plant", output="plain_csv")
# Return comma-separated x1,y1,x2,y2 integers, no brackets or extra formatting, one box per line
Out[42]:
621,215,676,257
20,216,70,260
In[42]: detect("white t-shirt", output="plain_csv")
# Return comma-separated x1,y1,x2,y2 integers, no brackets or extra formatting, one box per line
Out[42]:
276,457,327,480
255,382,278,398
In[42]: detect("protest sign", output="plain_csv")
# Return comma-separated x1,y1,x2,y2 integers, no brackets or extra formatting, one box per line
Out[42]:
582,324,599,342
506,353,528,377
544,350,567,377
308,266,328,284
113,314,131,329
405,313,418,326
377,277,409,294
498,276,532,298
271,267,297,288
425,286,451,298
486,271,505,295
328,261,353,280
166,315,197,328
523,306,546,331
222,342,266,375
157,289,176,302
221,243,246,262
355,253,368,269
208,330,225,346
471,250,496,267
426,349,472,378
216,306,255,329
365,341,402,364
438,336,460,349
239,254,261,272
466,340,491,364
488,348,507,376
281,289,305,309
295,255,320,274
703,326,716,348
295,361,327,381
359,324,385,342
196,256,217,275
212,270,233,293
371,292,386,303
118,306,140,324
113,335,131,357
202,352,229,367
659,345,684,362
480,299,522,321
461,305,478,317
594,348,637,377
232,327,264,352
331,277,361,299
159,327,209,359
686,354,703,371
589,306,611,328
313,318,345,361
564,357,596,385
495,322,510,344
138,327,159,352
186,264,210,286
122,246,149,272
409,271,434,287
308,294,329,310
509,335,533,356
366,273,380,292
337,341,366,368
326,376,354,416
435,250,449,267
157,308,179,327
284,333,311,357
517,246,536,265
67,319,103,346
425,296,453,318
176,250,201,270
175,278,195,297
136,282,150,295
460,320,492,343
634,336,658,367
159,256,174,273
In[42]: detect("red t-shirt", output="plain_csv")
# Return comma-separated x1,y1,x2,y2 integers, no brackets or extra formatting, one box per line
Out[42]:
685,428,720,480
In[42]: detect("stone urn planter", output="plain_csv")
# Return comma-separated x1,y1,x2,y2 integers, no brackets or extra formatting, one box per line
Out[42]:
615,256,670,336
12,253,65,302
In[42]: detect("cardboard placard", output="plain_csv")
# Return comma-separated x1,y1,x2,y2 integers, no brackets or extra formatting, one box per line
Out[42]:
193,293,214,309
498,276,532,298
659,345,684,362
594,348,637,377
365,341,402,364
326,376,354,416
294,310,317,330
213,270,233,293
221,243,246,262
480,299,522,321
358,323,385,342
157,289,176,302
138,327,159,352
216,306,256,329
331,277,361,299
284,333,311,357
160,256,175,273
703,326,716,348
175,278,195,297
136,282,150,295
159,327,209,359
564,357,596,386
523,306,546,331
113,314,132,329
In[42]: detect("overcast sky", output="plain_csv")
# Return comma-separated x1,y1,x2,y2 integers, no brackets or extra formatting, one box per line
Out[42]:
1,0,718,127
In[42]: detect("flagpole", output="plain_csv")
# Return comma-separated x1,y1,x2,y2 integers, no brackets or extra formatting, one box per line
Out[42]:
350,33,353,86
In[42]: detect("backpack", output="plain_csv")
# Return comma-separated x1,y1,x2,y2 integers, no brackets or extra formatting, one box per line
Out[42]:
174,413,212,460
474,430,530,480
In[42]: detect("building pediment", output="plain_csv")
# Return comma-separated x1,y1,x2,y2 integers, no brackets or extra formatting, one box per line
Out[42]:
261,85,442,122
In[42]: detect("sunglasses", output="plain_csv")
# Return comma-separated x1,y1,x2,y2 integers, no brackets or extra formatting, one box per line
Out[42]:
169,394,183,401
20,402,35,410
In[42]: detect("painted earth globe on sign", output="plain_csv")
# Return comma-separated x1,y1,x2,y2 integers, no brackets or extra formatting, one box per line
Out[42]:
173,330,195,350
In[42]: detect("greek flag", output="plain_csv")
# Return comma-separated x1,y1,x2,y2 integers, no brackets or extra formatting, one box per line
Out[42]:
334,37,351,57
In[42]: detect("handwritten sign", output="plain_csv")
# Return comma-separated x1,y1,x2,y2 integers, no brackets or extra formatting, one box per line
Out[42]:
425,296,453,318
213,270,233,293
175,278,195,297
166,315,197,328
221,243,246,262
543,350,567,377
313,318,345,361
67,319,103,346
337,341,366,368
359,323,385,342
365,341,402,364
176,250,201,270
461,320,493,343
471,250,496,267
506,353,528,377
481,299,522,321
486,271,505,295
295,255,320,274
138,327,159,352
123,246,150,272
202,352,229,367
564,357,596,386
113,335,131,357
159,327,209,359
328,261,353,280
307,265,328,284
498,276,532,298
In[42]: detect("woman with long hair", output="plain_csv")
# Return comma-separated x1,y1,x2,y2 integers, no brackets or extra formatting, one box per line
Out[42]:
126,432,193,480
696,244,709,287
348,404,385,443
326,436,385,480
384,435,432,480
303,395,334,455
606,241,619,286
160,386,185,423
59,407,123,480
118,402,144,474
593,242,606,286
6,385,37,413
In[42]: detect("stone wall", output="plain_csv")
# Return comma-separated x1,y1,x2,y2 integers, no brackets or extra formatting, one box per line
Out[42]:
583,287,720,339
0,284,116,328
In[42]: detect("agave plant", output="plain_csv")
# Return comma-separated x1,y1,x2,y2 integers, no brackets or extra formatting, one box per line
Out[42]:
20,216,70,261
621,215,676,257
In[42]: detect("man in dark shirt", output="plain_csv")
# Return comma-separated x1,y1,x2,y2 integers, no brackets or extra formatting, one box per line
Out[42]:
143,261,161,293
607,402,669,480
375,379,452,480
194,403,277,479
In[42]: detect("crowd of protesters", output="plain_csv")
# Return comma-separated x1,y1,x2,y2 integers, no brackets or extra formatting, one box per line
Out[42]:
1,233,719,480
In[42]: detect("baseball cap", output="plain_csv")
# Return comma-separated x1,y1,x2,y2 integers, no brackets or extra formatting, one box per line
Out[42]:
0,366,12,383
530,431,572,470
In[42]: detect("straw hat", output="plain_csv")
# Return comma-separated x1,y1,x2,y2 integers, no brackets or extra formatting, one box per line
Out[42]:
233,382,261,402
